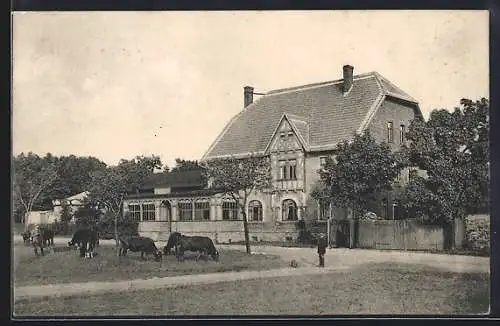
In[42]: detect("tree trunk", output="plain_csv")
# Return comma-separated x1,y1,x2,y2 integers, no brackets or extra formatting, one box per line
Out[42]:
114,212,120,256
242,211,251,254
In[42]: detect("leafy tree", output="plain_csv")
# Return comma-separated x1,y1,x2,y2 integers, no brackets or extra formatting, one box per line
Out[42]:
312,131,405,218
399,98,489,237
12,152,59,226
50,155,107,199
170,158,205,172
86,155,163,254
117,155,163,192
204,155,272,254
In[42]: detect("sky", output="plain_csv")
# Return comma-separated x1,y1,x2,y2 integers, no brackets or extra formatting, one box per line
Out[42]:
12,10,489,169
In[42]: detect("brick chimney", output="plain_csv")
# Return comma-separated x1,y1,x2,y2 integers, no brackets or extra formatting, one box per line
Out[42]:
342,65,354,93
244,86,254,108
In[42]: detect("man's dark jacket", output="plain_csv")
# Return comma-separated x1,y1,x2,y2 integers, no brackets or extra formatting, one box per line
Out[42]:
317,237,327,254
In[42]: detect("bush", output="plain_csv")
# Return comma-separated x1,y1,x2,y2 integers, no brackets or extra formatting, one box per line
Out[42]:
96,212,139,238
465,215,490,250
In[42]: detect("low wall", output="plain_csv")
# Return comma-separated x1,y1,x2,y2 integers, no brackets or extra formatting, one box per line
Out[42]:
138,221,298,244
355,219,445,250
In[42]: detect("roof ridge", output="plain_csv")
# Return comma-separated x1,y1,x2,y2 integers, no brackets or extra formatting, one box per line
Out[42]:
373,71,418,103
266,72,376,96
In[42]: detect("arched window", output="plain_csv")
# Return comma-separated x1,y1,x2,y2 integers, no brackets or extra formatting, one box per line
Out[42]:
282,199,298,221
178,201,193,221
248,200,263,221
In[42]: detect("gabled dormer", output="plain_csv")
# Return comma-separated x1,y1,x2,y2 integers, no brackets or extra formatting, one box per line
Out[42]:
265,114,308,191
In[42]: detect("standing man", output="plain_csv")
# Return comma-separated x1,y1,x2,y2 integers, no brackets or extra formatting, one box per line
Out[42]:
317,233,327,267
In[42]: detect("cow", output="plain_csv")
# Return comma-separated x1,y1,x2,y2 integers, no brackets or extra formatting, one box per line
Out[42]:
21,231,31,245
30,225,45,257
41,227,54,247
163,232,182,256
119,236,162,262
169,233,220,262
68,228,99,258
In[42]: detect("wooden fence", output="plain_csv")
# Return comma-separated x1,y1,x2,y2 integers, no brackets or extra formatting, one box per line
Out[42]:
356,219,444,250
328,218,465,250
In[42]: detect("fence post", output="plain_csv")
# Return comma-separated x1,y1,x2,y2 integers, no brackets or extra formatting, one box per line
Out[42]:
327,218,330,248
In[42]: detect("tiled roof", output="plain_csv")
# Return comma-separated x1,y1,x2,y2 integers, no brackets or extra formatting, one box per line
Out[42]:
202,72,420,160
140,170,206,189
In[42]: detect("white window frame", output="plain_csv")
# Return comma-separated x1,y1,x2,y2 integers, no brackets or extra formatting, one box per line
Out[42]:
248,200,263,222
387,121,394,143
222,200,239,220
194,201,210,221
178,201,193,221
142,202,156,222
128,203,141,221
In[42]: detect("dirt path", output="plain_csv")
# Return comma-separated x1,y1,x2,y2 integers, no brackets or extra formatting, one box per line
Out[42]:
14,265,351,301
217,244,490,274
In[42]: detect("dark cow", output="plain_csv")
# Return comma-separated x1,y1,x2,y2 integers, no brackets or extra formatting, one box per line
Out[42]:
41,227,54,247
68,228,99,258
163,232,182,256
170,233,219,261
119,236,162,262
21,231,31,245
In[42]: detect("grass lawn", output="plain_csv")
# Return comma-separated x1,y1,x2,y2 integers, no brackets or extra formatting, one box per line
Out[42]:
13,244,287,287
14,263,489,316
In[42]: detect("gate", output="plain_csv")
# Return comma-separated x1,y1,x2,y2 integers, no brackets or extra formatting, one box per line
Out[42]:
329,219,353,248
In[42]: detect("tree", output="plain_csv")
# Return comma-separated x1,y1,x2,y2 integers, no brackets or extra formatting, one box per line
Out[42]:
12,152,59,226
399,98,489,241
86,155,163,255
204,155,272,254
170,158,205,172
117,155,163,192
312,131,405,218
86,167,128,254
50,155,107,199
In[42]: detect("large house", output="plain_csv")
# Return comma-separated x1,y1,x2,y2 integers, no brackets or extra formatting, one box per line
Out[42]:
123,65,423,243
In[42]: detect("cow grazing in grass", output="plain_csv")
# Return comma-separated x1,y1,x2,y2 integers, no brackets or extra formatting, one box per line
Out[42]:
30,225,45,257
168,233,220,262
21,231,31,245
163,232,182,256
119,236,162,262
68,228,99,258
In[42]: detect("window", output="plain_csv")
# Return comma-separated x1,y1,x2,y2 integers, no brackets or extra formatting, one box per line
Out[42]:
222,201,239,220
128,204,141,221
393,202,401,220
319,200,330,220
387,121,394,143
282,199,298,221
400,124,406,144
279,160,287,179
288,159,297,180
248,200,263,221
319,156,327,168
194,201,210,221
279,159,297,180
142,203,156,221
381,199,388,219
178,202,193,221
